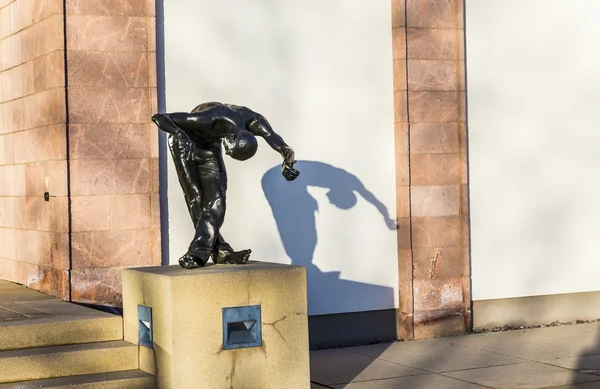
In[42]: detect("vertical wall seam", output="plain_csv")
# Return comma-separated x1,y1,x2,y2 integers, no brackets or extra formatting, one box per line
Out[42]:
155,0,170,266
459,0,474,332
61,0,73,301
403,0,415,340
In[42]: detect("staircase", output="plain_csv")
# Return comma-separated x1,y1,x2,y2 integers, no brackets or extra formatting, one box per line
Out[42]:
0,283,154,388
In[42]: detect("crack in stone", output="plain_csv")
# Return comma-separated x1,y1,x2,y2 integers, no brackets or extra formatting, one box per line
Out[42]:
430,247,442,279
265,314,288,327
263,313,305,343
259,338,267,358
246,275,250,305
264,314,289,343
134,54,146,87
109,52,129,86
131,160,147,193
265,322,287,343
229,349,237,389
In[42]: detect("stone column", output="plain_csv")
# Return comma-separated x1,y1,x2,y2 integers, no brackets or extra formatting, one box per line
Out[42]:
392,0,471,339
0,0,159,305
391,0,414,340
0,0,70,298
65,0,160,306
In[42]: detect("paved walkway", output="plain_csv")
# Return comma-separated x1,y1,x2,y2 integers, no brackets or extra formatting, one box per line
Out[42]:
3,279,600,388
0,279,112,324
0,279,123,352
0,279,57,322
310,322,600,388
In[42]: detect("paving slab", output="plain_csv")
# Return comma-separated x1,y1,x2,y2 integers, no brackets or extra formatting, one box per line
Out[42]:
527,324,600,340
0,282,57,303
546,382,600,388
329,373,488,389
0,282,123,351
0,341,137,383
444,324,600,349
553,334,600,352
443,330,541,348
443,362,600,389
0,307,26,322
310,348,427,385
0,281,27,289
0,370,155,389
347,339,524,373
14,299,114,317
310,323,600,388
542,354,600,375
0,302,52,319
457,337,593,361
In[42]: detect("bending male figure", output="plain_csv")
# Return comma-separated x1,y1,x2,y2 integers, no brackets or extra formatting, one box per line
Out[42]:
152,102,299,269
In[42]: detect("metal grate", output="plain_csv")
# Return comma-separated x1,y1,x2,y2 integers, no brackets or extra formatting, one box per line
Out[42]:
138,305,153,348
222,305,262,350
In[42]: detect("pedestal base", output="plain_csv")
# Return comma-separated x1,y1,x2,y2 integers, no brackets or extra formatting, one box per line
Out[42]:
122,261,309,389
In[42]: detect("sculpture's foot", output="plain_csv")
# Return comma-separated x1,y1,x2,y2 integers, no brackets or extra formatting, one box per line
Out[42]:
178,253,207,269
221,249,251,265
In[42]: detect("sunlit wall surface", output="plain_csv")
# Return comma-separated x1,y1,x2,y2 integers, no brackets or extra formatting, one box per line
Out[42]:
467,0,600,300
162,0,398,315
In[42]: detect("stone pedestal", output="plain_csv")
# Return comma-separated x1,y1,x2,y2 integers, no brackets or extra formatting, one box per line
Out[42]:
122,261,309,389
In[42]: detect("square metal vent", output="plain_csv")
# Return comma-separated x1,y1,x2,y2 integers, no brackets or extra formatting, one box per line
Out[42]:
222,305,261,350
138,305,153,348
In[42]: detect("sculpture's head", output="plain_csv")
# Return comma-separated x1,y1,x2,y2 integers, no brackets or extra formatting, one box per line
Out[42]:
223,130,258,161
326,189,357,210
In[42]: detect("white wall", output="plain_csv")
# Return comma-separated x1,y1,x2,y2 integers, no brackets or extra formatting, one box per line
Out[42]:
466,0,600,300
162,0,398,315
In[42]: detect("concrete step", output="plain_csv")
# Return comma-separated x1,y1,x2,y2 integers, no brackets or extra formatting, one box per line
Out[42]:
0,341,138,384
0,301,123,351
0,370,154,389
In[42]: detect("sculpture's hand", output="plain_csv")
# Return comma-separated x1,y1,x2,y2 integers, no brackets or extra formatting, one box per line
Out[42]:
281,147,299,181
282,161,300,181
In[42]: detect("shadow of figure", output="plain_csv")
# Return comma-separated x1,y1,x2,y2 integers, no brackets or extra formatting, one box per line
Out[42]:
570,324,600,387
261,160,398,349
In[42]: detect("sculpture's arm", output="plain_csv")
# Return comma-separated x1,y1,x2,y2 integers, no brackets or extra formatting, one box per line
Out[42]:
247,115,299,181
247,116,294,162
152,113,184,135
152,111,220,136
151,112,205,161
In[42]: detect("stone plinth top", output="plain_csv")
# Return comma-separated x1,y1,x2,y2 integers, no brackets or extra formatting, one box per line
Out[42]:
126,261,303,277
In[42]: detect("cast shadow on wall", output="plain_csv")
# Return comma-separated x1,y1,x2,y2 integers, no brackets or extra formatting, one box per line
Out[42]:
261,161,398,348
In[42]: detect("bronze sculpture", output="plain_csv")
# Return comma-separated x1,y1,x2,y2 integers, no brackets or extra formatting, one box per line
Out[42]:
152,102,299,269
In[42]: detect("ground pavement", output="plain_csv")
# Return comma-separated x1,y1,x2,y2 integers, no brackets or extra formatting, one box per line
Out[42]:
310,321,600,389
2,280,600,388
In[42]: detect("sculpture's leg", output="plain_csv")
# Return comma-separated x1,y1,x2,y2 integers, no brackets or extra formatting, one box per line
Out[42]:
213,234,251,264
186,168,226,266
168,134,249,267
168,135,213,268
213,234,234,264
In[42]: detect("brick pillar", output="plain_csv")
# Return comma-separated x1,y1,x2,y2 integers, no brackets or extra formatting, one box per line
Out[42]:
393,0,471,339
0,0,70,298
0,0,159,305
391,0,414,340
65,0,160,306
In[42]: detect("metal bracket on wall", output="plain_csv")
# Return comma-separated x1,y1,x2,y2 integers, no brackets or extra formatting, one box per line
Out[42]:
138,305,153,348
222,305,262,350
43,192,56,202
